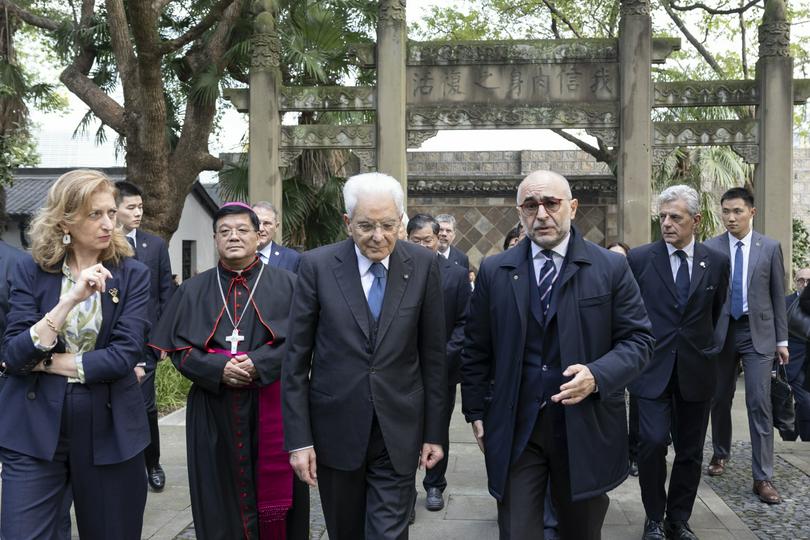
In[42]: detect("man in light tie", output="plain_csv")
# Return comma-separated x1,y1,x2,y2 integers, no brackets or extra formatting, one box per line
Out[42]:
253,201,301,273
704,187,788,504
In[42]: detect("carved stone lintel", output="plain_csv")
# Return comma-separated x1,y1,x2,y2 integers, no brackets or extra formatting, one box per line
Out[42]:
731,144,760,164
758,22,791,58
352,150,377,173
408,104,618,130
620,0,650,17
652,148,675,169
407,177,615,195
407,130,438,149
280,86,376,111
408,39,619,65
251,30,281,70
586,128,618,147
280,150,303,168
379,0,406,24
652,120,758,147
653,80,759,108
281,125,376,149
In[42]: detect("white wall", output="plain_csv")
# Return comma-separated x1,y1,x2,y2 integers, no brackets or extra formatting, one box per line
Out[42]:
167,193,217,280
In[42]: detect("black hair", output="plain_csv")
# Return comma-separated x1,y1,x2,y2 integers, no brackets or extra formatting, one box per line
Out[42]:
720,187,755,208
115,181,144,204
213,205,260,233
407,213,440,237
503,226,522,251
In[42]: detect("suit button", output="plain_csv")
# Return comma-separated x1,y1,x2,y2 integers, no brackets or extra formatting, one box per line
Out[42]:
26,391,36,400
671,349,677,354
107,402,112,409
542,365,548,371
370,367,376,374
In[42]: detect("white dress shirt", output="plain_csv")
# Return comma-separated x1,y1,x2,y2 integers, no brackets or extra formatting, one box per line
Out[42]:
355,244,390,300
530,233,570,285
666,238,695,281
728,229,753,315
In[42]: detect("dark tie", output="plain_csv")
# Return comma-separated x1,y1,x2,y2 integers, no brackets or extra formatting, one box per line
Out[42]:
538,249,557,316
674,250,690,308
127,236,136,256
731,240,744,319
367,262,387,321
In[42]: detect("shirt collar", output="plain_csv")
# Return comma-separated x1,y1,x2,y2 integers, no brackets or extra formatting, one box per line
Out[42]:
61,260,76,283
126,229,136,241
665,237,695,258
259,240,274,257
355,244,390,276
729,228,753,248
530,231,571,261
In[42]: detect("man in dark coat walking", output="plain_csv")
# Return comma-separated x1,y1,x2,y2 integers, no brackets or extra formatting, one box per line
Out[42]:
461,170,654,539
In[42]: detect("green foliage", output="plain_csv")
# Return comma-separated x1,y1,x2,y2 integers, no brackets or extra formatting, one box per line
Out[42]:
155,359,192,415
793,218,810,273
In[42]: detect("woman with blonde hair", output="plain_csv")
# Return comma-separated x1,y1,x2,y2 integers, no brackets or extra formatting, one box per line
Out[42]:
0,169,151,539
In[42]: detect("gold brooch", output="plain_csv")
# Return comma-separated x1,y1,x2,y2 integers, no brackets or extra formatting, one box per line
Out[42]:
109,288,120,304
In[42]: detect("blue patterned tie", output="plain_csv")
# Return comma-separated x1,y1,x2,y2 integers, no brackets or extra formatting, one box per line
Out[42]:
674,250,690,309
731,241,744,319
538,249,557,316
367,262,386,321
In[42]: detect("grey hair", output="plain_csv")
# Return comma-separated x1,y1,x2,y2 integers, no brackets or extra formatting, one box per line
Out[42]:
435,214,456,226
252,201,278,216
658,184,700,216
343,173,405,218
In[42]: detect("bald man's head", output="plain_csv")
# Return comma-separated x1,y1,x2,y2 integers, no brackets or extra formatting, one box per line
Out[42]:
516,170,578,249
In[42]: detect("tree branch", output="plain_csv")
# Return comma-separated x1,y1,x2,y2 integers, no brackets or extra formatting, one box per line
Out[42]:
739,1,749,79
0,0,61,31
670,0,762,15
541,0,582,38
551,129,614,164
661,0,726,78
157,0,237,54
105,0,137,81
59,65,126,133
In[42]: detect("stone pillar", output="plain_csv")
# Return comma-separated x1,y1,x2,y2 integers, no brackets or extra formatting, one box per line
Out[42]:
376,0,408,199
249,0,283,239
617,0,652,247
754,0,793,278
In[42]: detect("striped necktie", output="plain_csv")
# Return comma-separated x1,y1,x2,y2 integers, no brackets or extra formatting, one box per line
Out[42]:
538,249,557,315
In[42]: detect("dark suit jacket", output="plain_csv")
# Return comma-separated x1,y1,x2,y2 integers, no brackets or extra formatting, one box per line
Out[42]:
261,241,301,274
0,241,25,339
627,240,729,402
461,230,654,501
704,230,787,355
438,255,470,385
444,245,469,269
0,256,151,465
282,238,447,475
131,230,173,364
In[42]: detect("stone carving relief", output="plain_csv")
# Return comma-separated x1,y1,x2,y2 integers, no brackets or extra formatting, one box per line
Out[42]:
758,22,790,58
407,39,619,65
281,125,376,148
652,120,757,147
280,150,303,168
279,86,376,111
352,150,377,173
251,1,280,70
585,128,618,147
407,130,439,149
408,177,615,195
731,144,760,164
379,0,406,23
620,0,650,17
653,80,758,107
408,104,618,130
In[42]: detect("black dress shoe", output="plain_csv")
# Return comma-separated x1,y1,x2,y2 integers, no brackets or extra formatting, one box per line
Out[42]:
664,519,698,540
642,518,666,540
148,464,166,491
425,487,444,511
629,459,639,477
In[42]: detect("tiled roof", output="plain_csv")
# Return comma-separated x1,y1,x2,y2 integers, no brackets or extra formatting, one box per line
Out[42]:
7,168,126,217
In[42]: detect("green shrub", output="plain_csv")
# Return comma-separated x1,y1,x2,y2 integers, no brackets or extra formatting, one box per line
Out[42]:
793,218,810,273
155,359,192,415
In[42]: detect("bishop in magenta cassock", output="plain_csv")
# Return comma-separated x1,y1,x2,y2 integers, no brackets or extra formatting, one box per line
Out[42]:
150,203,308,539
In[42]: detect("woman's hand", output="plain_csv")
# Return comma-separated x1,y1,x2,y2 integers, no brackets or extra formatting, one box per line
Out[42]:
67,264,113,304
33,352,79,378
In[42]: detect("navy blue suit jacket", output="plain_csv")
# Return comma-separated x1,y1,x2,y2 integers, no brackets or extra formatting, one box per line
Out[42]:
261,241,301,274
444,245,469,270
0,256,151,465
461,230,654,501
131,230,173,365
438,255,470,385
627,240,729,402
0,241,25,338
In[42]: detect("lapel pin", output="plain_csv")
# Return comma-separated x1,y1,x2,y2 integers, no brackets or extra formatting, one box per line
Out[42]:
142,242,147,248
403,274,409,280
513,275,519,280
109,288,120,304
274,251,280,256
699,261,706,268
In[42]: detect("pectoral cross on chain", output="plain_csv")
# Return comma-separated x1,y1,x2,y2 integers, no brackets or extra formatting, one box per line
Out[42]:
226,328,245,354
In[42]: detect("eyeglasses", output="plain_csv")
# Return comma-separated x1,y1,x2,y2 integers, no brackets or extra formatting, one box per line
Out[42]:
518,196,568,217
409,236,437,246
353,221,400,234
797,278,810,285
216,227,254,238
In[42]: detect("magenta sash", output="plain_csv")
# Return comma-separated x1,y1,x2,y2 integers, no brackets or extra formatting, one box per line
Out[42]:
209,349,292,540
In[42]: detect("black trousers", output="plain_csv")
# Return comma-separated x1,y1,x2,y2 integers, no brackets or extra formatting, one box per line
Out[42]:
317,416,414,540
637,370,711,522
497,406,609,540
0,384,146,540
423,383,456,491
139,362,161,469
628,393,640,462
